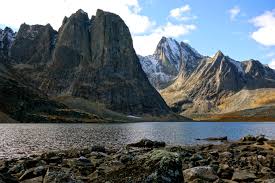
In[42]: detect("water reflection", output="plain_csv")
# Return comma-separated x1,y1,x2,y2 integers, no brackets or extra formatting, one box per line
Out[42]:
0,122,275,159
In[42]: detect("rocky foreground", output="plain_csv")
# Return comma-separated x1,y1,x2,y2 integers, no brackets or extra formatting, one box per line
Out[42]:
0,135,275,183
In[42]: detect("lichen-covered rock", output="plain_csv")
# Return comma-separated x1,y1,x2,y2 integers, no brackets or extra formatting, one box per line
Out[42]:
43,166,78,183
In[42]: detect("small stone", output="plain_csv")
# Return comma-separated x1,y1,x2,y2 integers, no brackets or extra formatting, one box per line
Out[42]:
219,152,233,159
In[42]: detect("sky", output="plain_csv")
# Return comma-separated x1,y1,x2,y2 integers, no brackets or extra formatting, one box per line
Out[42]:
0,0,275,68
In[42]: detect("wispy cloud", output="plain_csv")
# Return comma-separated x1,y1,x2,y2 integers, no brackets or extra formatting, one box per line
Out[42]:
133,22,196,55
250,9,275,47
169,5,196,21
229,6,241,21
132,3,197,56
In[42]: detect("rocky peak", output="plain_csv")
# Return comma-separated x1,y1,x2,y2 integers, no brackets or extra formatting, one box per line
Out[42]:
10,23,57,64
39,9,171,115
51,9,91,69
0,26,16,60
212,50,225,62
154,37,181,72
90,9,139,72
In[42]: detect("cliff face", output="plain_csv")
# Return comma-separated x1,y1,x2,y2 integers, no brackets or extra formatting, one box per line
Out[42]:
1,9,172,119
10,23,57,65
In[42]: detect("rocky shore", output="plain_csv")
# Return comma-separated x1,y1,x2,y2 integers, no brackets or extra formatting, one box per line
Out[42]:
0,135,275,183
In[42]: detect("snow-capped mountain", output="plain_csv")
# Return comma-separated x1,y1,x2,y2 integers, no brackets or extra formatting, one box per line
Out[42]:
0,27,16,58
139,37,203,89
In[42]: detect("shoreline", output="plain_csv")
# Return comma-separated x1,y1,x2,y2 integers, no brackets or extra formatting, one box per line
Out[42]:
0,135,275,183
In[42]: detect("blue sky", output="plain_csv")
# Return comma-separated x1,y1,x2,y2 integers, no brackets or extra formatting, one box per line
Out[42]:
0,0,275,68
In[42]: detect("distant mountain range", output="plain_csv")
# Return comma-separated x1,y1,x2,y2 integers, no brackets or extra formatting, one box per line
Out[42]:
139,37,275,121
1,9,275,122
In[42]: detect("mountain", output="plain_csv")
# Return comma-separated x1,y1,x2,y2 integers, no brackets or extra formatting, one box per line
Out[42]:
139,37,203,89
0,61,106,123
0,9,181,123
0,27,16,62
161,50,275,120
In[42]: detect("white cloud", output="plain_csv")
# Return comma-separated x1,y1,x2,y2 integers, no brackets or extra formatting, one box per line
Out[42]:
0,0,153,34
0,0,197,56
250,9,275,46
133,22,196,55
169,5,196,21
269,59,275,69
229,6,240,20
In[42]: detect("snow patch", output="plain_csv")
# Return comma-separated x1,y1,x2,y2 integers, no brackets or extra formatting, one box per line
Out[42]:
228,58,244,74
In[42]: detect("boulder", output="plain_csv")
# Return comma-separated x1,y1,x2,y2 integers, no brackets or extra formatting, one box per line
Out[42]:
232,170,257,182
128,139,166,148
183,166,219,182
43,166,76,183
241,135,256,142
145,150,183,183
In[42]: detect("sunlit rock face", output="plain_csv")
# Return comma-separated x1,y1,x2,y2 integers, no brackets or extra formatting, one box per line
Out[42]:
161,50,275,115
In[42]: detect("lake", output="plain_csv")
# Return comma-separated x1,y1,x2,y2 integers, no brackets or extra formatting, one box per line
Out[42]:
1,122,275,159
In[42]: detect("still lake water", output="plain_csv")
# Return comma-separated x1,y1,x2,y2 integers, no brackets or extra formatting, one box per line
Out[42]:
1,122,275,159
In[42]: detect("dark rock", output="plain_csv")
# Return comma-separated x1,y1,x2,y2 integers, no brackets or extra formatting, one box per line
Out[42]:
0,173,18,183
197,136,228,141
128,139,166,148
119,154,133,164
241,135,257,142
256,135,268,143
91,145,106,153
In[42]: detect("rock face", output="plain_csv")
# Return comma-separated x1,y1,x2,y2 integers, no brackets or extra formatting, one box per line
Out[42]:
41,9,170,115
10,23,57,65
161,50,275,116
139,37,203,89
0,27,15,63
0,9,172,122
